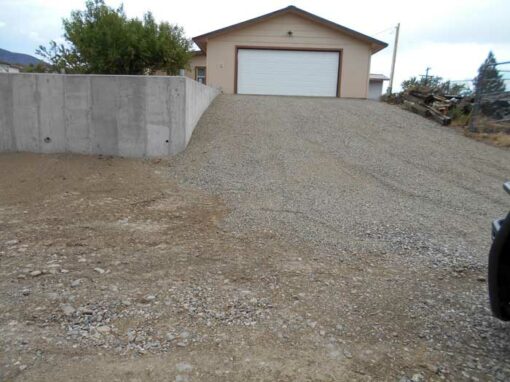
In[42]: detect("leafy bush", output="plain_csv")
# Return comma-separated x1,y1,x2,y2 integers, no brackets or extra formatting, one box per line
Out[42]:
401,76,470,96
37,0,191,75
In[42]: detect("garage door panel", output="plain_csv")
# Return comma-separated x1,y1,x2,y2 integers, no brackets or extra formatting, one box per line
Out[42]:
237,49,339,97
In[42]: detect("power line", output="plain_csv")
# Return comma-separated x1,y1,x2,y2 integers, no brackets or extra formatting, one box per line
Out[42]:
371,26,395,36
449,78,510,83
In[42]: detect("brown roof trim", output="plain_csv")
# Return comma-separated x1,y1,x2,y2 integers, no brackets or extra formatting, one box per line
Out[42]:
193,5,388,53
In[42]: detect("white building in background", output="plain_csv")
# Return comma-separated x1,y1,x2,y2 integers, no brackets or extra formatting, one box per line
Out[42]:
368,74,390,101
0,63,20,73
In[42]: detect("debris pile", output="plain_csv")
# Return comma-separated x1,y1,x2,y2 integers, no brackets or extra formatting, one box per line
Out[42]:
401,90,464,126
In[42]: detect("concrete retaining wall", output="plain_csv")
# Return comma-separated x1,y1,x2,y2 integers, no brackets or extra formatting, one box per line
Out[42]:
0,73,219,157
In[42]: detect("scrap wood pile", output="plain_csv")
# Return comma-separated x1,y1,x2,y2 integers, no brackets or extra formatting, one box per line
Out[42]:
401,90,464,126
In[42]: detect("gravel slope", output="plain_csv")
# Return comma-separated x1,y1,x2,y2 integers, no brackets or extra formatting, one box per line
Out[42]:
171,95,510,267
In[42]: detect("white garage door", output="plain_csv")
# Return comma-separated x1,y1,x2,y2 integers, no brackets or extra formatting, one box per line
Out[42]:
237,49,340,97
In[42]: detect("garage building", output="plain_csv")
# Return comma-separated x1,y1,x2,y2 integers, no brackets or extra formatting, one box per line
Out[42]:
187,5,387,98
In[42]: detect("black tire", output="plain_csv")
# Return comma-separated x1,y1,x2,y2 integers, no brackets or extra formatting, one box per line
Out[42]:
488,212,510,321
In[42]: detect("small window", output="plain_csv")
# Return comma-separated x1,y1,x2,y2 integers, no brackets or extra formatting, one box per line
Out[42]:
195,67,206,84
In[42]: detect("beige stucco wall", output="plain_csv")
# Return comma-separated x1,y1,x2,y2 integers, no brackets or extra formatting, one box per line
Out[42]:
204,13,373,98
185,54,206,81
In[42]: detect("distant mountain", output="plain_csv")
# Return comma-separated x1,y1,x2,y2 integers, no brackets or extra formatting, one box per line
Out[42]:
0,48,42,66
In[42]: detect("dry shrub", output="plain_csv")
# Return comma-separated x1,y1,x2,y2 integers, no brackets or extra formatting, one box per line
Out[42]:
465,131,510,147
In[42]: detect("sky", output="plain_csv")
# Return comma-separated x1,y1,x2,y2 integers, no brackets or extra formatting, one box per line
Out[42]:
1,0,509,91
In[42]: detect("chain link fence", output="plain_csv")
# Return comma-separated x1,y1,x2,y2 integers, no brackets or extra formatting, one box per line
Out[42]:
469,61,510,133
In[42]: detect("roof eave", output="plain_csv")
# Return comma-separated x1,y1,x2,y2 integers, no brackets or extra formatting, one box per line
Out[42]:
371,43,388,54
192,5,388,54
285,7,388,51
193,38,207,53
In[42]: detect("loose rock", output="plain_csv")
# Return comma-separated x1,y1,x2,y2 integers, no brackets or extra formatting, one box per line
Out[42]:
96,326,111,334
142,295,156,303
176,362,193,372
60,304,76,317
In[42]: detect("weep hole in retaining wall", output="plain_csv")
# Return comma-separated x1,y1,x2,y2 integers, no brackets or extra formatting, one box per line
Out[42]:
0,73,220,157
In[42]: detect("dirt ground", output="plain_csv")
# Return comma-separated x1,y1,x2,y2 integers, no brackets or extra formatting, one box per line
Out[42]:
0,151,508,382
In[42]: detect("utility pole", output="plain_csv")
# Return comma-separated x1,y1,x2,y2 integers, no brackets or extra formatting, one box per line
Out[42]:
387,22,400,94
423,67,431,86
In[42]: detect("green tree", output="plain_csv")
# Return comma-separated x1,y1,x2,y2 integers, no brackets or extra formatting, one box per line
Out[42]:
37,0,191,75
474,51,506,95
401,75,469,95
21,62,51,73
437,80,470,96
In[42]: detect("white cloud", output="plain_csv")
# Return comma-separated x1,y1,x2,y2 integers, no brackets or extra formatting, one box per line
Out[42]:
0,21,6,28
27,31,44,43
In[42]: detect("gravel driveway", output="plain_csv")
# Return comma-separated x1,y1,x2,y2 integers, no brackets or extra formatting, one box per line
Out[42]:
171,95,510,266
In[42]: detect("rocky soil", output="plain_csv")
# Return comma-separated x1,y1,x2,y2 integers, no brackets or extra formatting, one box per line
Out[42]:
1,95,510,381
